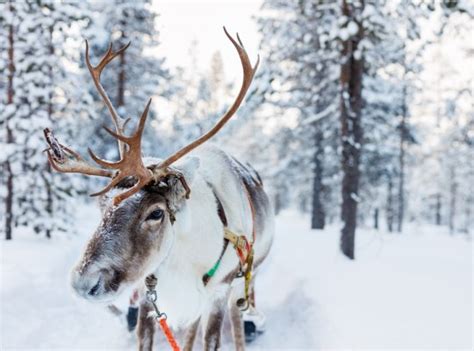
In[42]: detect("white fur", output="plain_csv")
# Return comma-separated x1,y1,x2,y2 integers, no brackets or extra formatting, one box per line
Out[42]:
147,145,274,328
72,145,274,334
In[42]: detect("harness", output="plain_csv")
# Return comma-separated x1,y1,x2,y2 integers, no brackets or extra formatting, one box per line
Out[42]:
144,182,257,351
202,187,256,310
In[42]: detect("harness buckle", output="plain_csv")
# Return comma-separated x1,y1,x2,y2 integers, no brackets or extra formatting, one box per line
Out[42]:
146,290,157,303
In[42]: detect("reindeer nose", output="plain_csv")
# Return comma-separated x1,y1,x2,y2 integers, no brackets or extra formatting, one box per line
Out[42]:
71,268,106,299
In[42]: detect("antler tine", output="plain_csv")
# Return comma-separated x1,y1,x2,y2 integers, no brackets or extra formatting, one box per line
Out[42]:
88,148,124,168
43,128,114,178
90,174,124,197
158,27,259,169
110,177,150,205
87,98,154,205
135,98,152,139
46,149,113,177
85,40,131,157
103,126,131,143
101,98,151,147
87,42,130,79
236,32,245,49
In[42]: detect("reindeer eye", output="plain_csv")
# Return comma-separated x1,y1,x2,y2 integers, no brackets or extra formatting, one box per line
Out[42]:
146,209,164,221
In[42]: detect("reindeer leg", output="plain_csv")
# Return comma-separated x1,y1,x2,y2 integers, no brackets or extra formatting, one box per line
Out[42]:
201,290,229,351
229,301,245,351
183,317,200,351
228,287,246,351
137,300,155,351
241,277,265,342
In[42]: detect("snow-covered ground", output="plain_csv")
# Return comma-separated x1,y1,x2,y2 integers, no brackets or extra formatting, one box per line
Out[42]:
1,205,472,350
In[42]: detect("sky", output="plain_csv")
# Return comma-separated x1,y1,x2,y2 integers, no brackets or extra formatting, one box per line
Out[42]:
153,0,262,81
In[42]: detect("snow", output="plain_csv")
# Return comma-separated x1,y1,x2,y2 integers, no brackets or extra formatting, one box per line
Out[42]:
302,104,337,125
346,21,359,36
1,206,472,350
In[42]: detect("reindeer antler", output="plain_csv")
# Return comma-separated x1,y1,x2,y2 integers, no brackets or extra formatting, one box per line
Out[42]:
44,100,153,205
44,28,259,206
158,27,259,169
44,99,153,205
44,128,113,178
85,40,130,158
87,99,153,204
45,42,153,205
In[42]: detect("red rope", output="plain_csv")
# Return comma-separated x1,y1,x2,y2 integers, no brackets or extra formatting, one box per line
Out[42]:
158,318,180,351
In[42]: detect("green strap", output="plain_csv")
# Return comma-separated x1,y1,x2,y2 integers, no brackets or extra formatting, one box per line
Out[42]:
206,261,221,278
202,239,230,286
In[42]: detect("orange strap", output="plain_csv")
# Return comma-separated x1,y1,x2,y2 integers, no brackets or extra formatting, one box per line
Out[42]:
158,318,180,351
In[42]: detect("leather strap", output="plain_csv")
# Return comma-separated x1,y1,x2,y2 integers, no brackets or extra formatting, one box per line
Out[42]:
202,190,230,286
214,190,228,227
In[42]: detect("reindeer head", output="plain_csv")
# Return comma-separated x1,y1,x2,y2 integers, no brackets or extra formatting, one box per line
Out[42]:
44,28,258,302
69,157,199,302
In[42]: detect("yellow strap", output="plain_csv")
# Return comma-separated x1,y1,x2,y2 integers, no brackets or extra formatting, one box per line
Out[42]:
224,228,248,251
224,227,239,245
224,227,254,310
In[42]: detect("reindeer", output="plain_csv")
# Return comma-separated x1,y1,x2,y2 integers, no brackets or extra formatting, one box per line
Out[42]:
44,28,274,351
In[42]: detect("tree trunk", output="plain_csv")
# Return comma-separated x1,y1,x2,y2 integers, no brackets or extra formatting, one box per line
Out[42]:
5,1,15,240
45,25,54,239
274,192,281,215
435,193,442,225
448,167,457,234
374,208,379,230
117,51,126,108
386,176,394,232
464,195,471,235
117,29,127,108
339,0,364,260
397,83,406,233
311,128,325,229
42,176,53,239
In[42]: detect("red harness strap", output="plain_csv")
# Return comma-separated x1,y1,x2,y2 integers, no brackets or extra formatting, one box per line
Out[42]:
236,236,251,265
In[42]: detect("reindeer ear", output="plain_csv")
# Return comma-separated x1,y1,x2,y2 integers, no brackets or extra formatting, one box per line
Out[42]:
164,157,200,213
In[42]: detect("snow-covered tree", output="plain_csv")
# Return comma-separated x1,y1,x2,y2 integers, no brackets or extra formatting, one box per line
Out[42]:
252,0,465,256
409,1,474,233
251,0,341,226
0,0,94,238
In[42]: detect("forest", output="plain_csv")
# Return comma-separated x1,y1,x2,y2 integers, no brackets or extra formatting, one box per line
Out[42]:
1,0,472,350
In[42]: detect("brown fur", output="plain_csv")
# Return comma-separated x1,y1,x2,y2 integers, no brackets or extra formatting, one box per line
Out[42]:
204,311,224,350
137,301,155,351
202,296,228,351
183,318,200,351
75,192,170,293
229,300,245,351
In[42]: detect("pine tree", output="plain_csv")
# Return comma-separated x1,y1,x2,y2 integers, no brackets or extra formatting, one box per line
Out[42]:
252,0,341,222
0,0,16,240
409,1,474,233
0,1,94,238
